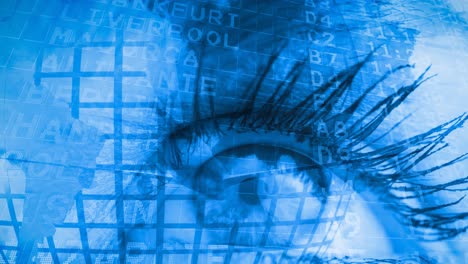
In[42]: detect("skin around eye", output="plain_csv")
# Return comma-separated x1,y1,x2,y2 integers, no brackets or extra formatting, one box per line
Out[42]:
170,142,357,257
0,0,466,263
144,0,468,261
159,118,452,260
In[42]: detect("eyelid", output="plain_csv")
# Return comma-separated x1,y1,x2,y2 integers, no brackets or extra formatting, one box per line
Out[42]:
166,115,340,161
162,110,463,230
156,44,468,242
165,120,321,166
162,121,354,197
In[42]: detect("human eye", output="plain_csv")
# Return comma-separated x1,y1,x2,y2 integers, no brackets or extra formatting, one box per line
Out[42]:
151,43,467,262
142,1,468,263
0,0,467,263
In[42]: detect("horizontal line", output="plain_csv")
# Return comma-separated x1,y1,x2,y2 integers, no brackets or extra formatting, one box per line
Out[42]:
78,41,150,47
0,192,350,201
95,164,160,170
34,71,146,78
0,216,342,229
29,41,151,48
0,194,24,199
0,240,332,254
79,194,194,200
99,133,160,140
79,102,157,108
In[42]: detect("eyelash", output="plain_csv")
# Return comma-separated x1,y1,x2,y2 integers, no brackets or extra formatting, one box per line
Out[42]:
138,2,468,262
153,38,467,241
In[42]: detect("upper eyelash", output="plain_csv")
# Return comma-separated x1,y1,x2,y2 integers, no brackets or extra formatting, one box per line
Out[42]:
153,40,468,242
134,2,468,262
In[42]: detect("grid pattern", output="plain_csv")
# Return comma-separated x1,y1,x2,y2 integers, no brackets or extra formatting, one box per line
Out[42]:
0,28,354,263
38,31,148,263
2,0,465,263
0,1,385,263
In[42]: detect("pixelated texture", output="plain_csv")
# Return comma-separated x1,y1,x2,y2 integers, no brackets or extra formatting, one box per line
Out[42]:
0,0,467,263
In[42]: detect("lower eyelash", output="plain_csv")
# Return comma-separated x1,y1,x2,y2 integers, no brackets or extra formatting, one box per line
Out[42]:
156,43,468,242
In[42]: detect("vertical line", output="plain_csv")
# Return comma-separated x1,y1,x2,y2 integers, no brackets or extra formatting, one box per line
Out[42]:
0,249,9,264
113,30,126,264
4,182,20,241
71,39,91,264
298,201,327,259
34,50,43,86
279,190,308,261
156,175,166,264
253,199,278,264
315,171,355,258
76,193,92,264
152,85,167,264
71,47,82,119
223,223,239,264
46,236,60,264
5,198,19,263
4,178,28,264
16,240,36,264
191,198,205,264
316,193,350,257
